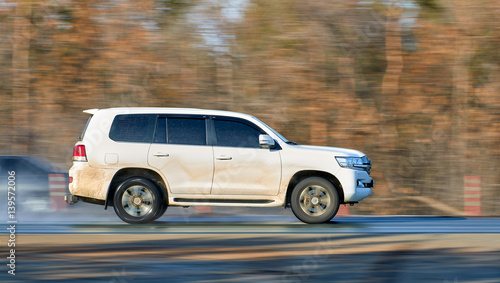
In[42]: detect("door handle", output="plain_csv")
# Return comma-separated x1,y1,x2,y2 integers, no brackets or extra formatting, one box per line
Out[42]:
153,153,170,157
216,156,232,160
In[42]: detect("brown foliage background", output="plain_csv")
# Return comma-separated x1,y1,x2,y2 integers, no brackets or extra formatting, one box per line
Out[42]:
2,0,500,215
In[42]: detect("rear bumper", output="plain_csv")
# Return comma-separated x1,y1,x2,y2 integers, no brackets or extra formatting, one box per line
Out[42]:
69,162,115,201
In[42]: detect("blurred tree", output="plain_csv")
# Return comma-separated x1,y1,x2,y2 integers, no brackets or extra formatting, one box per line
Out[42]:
0,0,499,215
12,0,31,155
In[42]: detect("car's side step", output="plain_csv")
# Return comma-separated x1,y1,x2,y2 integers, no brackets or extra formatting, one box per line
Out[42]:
173,198,274,205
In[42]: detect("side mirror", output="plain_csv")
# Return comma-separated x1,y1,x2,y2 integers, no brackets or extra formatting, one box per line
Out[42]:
259,134,275,148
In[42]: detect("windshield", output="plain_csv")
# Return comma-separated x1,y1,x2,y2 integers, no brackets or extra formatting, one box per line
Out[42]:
254,118,289,143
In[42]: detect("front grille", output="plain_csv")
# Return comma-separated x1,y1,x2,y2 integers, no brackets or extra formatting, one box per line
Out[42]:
361,156,371,173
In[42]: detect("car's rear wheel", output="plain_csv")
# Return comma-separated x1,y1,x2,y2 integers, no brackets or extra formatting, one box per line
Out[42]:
153,194,168,220
290,177,340,224
113,177,163,224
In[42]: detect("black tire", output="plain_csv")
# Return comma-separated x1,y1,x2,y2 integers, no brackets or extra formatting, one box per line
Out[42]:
113,177,163,224
153,196,168,220
290,177,340,224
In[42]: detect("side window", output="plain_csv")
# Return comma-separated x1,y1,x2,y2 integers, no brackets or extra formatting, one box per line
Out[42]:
81,116,93,140
153,117,166,143
109,114,156,143
214,119,262,148
167,118,206,146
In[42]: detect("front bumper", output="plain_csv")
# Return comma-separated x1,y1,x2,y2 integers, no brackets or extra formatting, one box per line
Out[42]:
336,168,373,202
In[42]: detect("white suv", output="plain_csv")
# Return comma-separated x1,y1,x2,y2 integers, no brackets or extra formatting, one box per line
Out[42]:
67,108,373,224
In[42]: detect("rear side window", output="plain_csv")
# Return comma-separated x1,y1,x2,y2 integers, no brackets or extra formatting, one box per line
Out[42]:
109,114,156,143
80,116,93,140
167,118,206,145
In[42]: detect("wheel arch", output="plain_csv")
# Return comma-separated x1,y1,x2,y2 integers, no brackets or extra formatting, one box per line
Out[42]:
104,167,168,209
285,170,344,208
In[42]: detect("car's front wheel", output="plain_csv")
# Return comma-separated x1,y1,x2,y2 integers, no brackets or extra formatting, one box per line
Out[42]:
113,177,163,224
290,177,340,224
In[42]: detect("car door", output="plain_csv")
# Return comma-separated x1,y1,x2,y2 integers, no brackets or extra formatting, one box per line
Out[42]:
211,117,281,196
148,116,213,195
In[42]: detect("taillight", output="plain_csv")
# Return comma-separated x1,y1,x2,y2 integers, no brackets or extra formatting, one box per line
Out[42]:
73,145,87,161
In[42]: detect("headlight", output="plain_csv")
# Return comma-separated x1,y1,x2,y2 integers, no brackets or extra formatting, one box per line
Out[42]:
335,156,371,172
335,157,362,168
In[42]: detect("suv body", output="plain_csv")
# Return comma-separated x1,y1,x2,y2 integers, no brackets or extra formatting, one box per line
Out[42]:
68,108,373,223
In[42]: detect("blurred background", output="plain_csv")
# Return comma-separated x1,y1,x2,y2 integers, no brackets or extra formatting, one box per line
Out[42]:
1,0,499,216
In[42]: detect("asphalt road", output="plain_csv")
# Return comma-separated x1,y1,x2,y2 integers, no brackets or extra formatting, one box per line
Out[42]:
9,215,500,234
1,208,500,282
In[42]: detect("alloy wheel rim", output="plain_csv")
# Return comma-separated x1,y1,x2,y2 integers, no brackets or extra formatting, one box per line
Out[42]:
122,185,154,217
299,185,331,217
